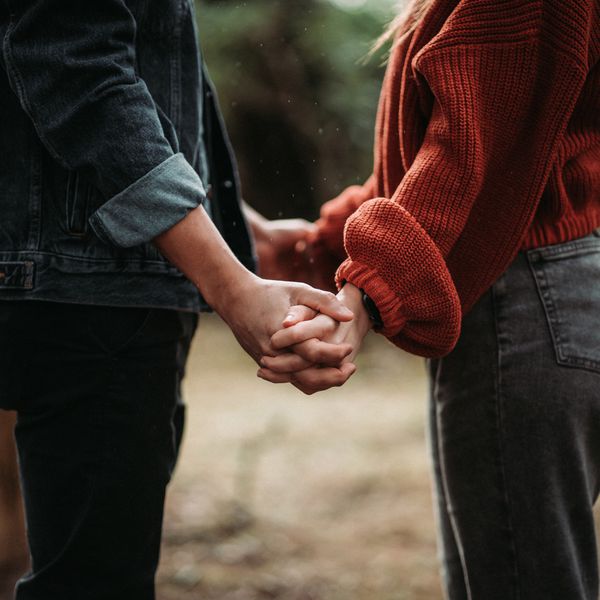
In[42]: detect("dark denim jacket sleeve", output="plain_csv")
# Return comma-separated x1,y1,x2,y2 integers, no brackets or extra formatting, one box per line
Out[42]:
1,0,206,248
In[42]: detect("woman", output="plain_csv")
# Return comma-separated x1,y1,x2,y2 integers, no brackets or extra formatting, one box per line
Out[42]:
259,0,600,597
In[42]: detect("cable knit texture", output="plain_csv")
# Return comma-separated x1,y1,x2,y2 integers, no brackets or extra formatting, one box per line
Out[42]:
317,0,600,357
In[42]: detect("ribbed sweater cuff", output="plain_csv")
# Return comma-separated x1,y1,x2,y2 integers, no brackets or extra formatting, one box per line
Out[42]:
336,260,405,336
338,198,462,358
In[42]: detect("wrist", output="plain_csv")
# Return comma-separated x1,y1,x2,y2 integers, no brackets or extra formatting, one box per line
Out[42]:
337,283,371,336
207,267,258,318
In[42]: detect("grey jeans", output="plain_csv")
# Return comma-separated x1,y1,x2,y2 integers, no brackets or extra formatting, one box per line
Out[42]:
429,229,600,599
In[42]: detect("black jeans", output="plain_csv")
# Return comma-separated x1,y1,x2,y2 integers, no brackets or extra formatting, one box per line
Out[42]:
429,231,600,599
0,301,197,600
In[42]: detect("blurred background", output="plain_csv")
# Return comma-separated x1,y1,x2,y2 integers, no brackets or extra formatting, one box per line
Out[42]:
157,0,446,599
197,0,392,220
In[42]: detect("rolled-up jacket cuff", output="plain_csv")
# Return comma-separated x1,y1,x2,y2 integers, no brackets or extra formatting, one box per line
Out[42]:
89,153,206,248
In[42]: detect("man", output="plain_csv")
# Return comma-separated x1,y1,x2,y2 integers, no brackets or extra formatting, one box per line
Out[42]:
0,1,355,598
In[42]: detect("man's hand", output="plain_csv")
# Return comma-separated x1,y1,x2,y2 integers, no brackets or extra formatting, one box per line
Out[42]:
257,284,372,394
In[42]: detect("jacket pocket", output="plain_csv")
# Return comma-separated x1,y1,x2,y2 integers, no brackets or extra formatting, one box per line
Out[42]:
527,232,600,373
65,171,97,237
87,306,153,356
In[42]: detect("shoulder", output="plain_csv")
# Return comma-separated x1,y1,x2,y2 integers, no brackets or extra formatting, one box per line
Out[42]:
416,0,594,67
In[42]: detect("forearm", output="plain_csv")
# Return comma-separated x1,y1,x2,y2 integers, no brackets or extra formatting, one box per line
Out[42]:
154,205,254,315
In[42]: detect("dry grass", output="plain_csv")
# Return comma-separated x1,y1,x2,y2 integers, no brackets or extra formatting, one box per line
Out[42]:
158,315,600,600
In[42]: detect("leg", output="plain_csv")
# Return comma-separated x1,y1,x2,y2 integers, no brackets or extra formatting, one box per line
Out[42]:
10,303,196,600
427,363,469,600
0,411,28,598
430,247,600,599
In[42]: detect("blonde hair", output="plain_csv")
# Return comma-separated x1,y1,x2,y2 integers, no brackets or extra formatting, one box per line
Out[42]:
373,0,435,53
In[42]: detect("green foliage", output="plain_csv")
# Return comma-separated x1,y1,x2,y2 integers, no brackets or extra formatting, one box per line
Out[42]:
196,0,393,218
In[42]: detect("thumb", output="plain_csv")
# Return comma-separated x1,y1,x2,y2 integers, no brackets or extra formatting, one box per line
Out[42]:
283,305,317,327
296,289,354,323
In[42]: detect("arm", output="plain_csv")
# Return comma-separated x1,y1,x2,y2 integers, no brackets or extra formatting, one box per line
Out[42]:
3,1,354,364
336,0,591,358
295,177,377,292
264,0,594,390
154,205,354,364
2,0,203,247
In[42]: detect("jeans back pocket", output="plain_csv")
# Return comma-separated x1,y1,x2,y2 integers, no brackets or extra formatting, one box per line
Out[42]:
527,230,600,373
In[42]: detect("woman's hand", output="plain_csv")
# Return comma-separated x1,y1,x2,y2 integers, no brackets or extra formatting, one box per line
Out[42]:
243,203,339,292
243,203,316,282
257,284,372,394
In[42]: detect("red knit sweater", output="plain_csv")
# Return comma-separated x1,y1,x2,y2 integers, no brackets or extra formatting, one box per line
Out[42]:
315,0,600,358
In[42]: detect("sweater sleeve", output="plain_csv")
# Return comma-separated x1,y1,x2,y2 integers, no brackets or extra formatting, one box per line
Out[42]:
337,0,591,357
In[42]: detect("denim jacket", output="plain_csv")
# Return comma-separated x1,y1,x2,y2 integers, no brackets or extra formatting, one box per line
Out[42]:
0,0,255,312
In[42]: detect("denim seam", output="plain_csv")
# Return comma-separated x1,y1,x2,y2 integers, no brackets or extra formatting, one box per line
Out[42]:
2,20,67,169
491,279,521,600
526,254,564,362
168,0,183,133
26,143,43,252
434,393,474,599
529,238,600,261
0,249,175,267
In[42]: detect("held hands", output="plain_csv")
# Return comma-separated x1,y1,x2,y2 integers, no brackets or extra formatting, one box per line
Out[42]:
257,284,372,394
215,274,355,367
154,205,354,373
241,204,370,392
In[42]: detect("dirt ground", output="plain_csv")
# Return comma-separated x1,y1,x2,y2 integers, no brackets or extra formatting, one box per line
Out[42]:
157,315,600,600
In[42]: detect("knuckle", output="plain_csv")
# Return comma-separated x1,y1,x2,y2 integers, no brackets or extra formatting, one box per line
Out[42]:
324,320,337,334
312,350,325,364
290,358,305,371
305,347,319,363
335,370,349,384
338,347,351,361
294,372,313,387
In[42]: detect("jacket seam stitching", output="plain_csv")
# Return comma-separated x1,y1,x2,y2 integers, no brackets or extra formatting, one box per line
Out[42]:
2,19,67,167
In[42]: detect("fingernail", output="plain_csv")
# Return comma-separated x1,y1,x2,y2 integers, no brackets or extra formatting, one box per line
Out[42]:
257,370,265,379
